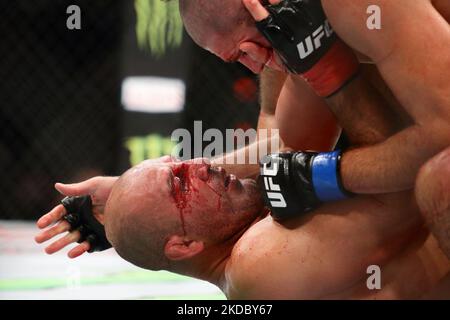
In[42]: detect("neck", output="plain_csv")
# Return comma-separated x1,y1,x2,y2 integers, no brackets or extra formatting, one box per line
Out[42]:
170,234,236,288
172,208,269,288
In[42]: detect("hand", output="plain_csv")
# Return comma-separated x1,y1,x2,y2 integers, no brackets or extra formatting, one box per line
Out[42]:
35,156,175,258
241,0,286,72
35,176,118,258
259,151,350,221
244,0,336,74
243,0,359,97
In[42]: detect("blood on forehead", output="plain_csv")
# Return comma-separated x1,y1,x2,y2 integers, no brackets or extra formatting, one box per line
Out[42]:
168,161,228,236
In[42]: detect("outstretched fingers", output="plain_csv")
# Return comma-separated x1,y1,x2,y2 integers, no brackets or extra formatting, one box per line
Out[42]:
36,205,67,229
68,242,91,259
35,220,71,244
44,230,81,255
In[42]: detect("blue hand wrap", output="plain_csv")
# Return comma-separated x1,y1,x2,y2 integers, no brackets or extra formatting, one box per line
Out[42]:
311,150,348,202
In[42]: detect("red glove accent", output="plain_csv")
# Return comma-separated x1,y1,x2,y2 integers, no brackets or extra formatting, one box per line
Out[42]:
301,40,360,98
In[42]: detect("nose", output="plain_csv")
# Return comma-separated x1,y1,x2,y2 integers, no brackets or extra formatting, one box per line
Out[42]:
210,166,226,180
196,163,211,182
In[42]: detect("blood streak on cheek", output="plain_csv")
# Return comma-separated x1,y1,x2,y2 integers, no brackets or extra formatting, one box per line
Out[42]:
187,163,223,211
204,178,223,211
171,163,200,235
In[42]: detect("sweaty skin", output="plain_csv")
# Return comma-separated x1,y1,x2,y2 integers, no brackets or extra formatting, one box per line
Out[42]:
225,191,438,299
182,0,450,195
320,0,450,193
101,156,449,300
221,72,449,298
35,0,450,298
416,147,450,259
35,78,450,298
233,2,450,285
102,59,449,298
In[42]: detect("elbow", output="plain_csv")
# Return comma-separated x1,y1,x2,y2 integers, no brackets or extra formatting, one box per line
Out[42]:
415,147,450,257
415,148,450,216
418,118,450,150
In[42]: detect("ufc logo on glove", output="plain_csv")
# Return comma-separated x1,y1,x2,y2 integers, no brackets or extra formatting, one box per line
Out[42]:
298,20,334,59
258,151,350,221
260,157,287,208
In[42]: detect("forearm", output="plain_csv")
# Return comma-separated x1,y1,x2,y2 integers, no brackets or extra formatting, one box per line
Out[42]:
336,3,450,194
325,71,402,146
212,68,287,179
257,68,287,130
320,68,427,194
211,131,285,179
258,68,287,116
341,124,450,193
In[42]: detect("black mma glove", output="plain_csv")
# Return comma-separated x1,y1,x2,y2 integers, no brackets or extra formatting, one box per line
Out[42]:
259,151,351,221
256,0,359,97
62,196,112,252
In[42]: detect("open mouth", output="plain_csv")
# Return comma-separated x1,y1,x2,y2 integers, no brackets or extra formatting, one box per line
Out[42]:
224,174,239,191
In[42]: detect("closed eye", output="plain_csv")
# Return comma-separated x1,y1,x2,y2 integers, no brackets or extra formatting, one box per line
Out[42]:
172,167,189,192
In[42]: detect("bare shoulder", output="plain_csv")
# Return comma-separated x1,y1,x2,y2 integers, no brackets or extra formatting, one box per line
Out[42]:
224,217,318,299
226,217,284,299
321,0,438,61
225,218,276,298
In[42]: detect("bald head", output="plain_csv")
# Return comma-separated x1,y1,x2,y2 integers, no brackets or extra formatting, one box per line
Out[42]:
104,164,180,271
179,0,253,47
104,158,264,273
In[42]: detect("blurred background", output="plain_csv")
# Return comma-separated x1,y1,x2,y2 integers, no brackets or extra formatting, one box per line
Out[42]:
0,0,260,299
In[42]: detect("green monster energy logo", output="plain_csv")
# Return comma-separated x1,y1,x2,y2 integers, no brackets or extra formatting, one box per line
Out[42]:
135,0,183,57
125,134,176,166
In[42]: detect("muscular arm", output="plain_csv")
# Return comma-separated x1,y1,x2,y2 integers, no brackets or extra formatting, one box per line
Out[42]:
210,67,288,179
257,67,287,130
326,66,403,147
415,147,450,258
322,0,450,193
211,69,340,179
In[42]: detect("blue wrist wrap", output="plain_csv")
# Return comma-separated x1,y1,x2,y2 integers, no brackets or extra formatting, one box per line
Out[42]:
311,150,348,202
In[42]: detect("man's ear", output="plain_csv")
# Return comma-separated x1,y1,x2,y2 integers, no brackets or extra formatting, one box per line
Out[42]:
164,235,204,261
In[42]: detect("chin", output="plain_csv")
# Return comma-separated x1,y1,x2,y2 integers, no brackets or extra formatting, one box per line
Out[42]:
238,178,264,214
241,178,259,193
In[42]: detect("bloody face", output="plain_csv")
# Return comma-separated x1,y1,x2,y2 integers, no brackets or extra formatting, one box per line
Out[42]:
201,29,274,74
169,159,264,241
110,158,264,245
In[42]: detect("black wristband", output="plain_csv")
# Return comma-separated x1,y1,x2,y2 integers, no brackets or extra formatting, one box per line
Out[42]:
259,153,321,221
61,196,112,252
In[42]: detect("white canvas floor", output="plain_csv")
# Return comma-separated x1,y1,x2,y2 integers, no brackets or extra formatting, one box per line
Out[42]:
0,221,225,300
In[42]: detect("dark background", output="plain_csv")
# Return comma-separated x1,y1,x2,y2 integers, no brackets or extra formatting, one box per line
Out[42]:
0,0,260,220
